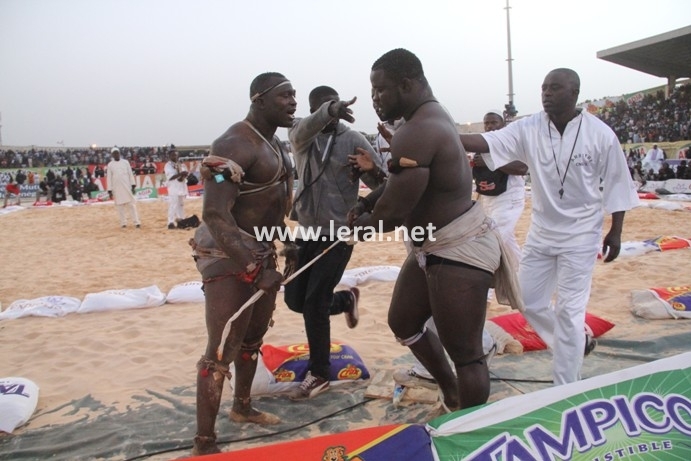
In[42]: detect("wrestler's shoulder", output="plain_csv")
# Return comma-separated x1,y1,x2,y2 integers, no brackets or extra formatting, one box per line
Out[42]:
210,123,256,156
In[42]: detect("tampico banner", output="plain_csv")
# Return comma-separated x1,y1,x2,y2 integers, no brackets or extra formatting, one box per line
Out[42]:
428,352,691,461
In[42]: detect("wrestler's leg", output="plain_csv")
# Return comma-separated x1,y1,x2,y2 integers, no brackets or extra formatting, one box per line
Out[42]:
388,253,459,409
230,290,280,423
427,264,493,410
194,261,255,455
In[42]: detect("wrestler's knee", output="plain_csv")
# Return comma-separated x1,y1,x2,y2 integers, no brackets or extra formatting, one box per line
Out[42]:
388,313,424,341
387,310,409,338
395,326,427,347
197,356,232,381
237,339,263,362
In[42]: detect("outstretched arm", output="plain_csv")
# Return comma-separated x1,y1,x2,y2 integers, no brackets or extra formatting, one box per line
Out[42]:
460,134,490,154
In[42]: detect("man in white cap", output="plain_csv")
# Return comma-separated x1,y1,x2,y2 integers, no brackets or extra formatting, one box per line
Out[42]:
106,147,141,228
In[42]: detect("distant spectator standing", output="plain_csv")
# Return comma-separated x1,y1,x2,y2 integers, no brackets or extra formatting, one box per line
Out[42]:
15,169,27,186
164,149,189,229
107,147,141,229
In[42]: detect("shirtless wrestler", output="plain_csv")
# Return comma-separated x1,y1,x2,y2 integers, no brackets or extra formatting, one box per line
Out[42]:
349,49,519,414
189,72,297,455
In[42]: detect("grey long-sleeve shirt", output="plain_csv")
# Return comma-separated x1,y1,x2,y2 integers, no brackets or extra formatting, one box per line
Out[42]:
288,101,382,236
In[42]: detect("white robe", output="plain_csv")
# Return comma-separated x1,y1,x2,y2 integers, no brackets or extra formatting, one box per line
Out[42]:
106,159,136,205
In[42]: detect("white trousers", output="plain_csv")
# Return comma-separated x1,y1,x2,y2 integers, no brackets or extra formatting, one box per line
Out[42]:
116,201,141,226
519,240,599,385
167,195,185,224
477,187,524,263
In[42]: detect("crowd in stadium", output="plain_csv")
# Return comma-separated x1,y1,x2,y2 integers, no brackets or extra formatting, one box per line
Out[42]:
1,84,690,172
595,83,691,144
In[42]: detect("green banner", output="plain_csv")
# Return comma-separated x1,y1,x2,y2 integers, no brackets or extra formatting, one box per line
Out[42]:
429,353,691,460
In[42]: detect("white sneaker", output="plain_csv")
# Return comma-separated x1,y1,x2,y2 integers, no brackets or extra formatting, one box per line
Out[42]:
392,368,438,390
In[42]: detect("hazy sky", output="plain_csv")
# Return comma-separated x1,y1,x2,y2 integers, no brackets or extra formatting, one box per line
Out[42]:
1,0,689,148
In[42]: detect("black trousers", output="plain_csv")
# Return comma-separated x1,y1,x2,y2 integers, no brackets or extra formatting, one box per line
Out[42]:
284,238,353,379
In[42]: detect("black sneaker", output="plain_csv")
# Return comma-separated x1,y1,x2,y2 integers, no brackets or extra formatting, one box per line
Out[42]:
167,223,175,229
344,287,359,329
288,372,329,400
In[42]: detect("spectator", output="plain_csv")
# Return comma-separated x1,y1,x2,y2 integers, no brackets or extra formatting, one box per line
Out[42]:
642,144,665,174
3,179,21,208
163,149,189,229
657,162,675,181
36,177,52,203
106,147,141,229
676,160,687,179
285,85,384,401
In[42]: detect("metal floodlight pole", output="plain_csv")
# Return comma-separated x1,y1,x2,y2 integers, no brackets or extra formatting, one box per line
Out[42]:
504,0,517,120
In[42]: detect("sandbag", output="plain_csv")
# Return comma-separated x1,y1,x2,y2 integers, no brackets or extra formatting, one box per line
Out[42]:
166,281,204,304
0,296,81,320
77,285,166,313
0,377,39,433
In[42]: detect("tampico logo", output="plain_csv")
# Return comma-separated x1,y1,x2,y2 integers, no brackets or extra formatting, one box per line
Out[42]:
274,368,296,383
337,364,362,380
286,343,344,354
286,343,310,354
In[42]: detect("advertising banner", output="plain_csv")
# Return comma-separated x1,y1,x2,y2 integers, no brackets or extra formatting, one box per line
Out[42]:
428,352,691,461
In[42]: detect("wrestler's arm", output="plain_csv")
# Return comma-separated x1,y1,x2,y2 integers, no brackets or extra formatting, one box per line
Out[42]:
352,126,431,232
347,182,386,227
202,138,258,271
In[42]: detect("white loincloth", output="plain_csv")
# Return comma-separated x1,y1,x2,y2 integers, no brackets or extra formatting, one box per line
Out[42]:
415,202,524,311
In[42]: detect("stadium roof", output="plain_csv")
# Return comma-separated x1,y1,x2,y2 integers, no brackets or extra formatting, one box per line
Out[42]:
596,25,691,79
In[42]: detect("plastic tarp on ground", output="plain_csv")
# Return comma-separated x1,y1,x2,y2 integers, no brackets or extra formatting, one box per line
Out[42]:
179,352,691,461
427,351,691,461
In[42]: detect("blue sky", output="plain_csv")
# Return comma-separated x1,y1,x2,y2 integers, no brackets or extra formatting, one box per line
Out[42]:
1,0,689,148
